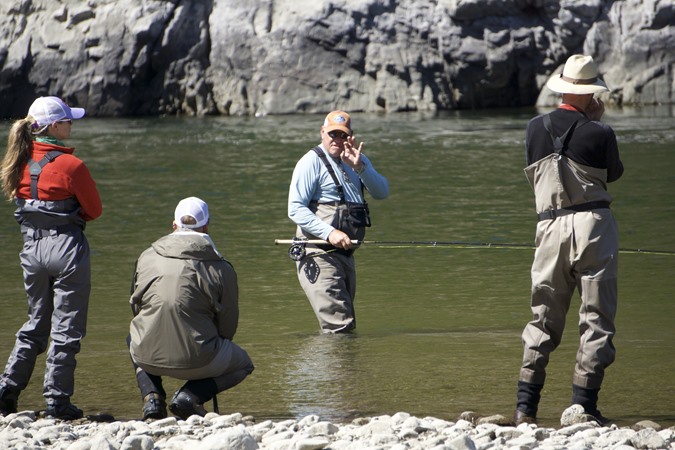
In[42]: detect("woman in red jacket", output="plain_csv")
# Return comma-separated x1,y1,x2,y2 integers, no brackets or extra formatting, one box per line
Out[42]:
0,96,102,420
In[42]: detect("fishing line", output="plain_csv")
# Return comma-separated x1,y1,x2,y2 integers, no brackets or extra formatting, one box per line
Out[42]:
274,239,675,261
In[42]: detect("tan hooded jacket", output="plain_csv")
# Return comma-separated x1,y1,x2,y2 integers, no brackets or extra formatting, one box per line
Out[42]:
129,232,238,370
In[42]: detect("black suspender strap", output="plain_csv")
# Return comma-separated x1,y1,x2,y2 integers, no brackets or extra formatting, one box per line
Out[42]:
542,114,582,155
27,151,64,200
312,146,347,205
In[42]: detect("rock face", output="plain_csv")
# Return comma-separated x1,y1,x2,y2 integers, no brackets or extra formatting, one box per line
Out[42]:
0,0,673,117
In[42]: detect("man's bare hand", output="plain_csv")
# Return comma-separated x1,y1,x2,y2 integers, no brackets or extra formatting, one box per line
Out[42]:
586,97,605,121
341,136,364,172
328,229,353,250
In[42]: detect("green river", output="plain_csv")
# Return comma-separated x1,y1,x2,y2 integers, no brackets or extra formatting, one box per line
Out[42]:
1,107,673,428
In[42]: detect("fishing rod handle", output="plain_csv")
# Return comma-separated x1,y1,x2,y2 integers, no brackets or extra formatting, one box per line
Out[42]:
274,239,360,245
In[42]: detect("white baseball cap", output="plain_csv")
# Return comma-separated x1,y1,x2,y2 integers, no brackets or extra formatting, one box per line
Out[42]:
28,96,85,128
174,197,210,229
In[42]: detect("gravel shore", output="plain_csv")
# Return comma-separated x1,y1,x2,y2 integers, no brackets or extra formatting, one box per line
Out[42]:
1,409,673,450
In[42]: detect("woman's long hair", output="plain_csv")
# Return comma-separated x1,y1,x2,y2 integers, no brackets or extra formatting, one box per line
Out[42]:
1,118,35,200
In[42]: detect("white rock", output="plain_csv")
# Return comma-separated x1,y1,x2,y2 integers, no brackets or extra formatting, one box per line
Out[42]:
594,428,636,447
293,436,331,450
630,428,667,450
446,433,476,450
422,436,450,448
493,426,522,440
507,433,539,448
262,430,295,444
424,417,455,432
388,444,410,450
658,428,675,442
252,419,274,432
67,439,94,450
200,426,259,450
297,415,320,428
89,434,118,450
216,412,244,425
401,416,424,432
266,439,293,450
369,433,398,446
391,411,412,426
186,415,208,426
357,417,393,437
398,427,419,439
163,434,201,448
323,438,351,450
556,422,597,437
120,434,155,450
634,420,662,431
7,415,33,429
306,421,339,436
150,417,178,428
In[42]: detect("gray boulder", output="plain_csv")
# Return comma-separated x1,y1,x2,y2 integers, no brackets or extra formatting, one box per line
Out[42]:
0,0,672,117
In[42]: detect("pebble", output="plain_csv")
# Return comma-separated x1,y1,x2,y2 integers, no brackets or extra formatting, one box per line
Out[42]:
0,410,673,450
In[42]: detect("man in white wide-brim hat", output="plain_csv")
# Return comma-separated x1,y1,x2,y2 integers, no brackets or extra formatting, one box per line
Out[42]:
514,55,624,427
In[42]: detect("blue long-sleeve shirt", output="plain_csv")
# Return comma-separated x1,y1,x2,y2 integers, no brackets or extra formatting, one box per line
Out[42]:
288,144,389,240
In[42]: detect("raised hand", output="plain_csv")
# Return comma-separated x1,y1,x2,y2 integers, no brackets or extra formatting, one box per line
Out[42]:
586,97,605,121
341,135,364,172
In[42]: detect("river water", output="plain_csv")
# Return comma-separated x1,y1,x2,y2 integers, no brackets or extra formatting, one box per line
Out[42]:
0,107,673,428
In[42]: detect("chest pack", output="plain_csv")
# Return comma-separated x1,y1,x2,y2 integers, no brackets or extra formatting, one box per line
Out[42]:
27,151,64,199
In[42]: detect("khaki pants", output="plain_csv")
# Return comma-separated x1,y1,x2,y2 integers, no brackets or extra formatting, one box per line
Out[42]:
137,338,252,381
519,210,618,389
297,250,357,333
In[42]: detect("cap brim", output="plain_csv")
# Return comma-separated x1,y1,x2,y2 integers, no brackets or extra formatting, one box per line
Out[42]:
69,107,86,120
324,125,352,135
546,75,609,95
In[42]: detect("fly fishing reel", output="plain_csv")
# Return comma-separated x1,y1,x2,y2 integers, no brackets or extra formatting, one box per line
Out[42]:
288,238,308,261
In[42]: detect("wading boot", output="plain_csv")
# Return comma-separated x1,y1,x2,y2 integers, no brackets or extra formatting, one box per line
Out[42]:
142,393,167,420
0,386,19,415
169,389,207,420
514,381,544,425
572,384,611,425
45,401,84,420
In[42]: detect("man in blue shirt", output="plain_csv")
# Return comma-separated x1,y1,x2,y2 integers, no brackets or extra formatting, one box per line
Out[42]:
288,111,389,333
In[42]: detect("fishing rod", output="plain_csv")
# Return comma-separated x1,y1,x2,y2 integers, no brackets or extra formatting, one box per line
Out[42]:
274,238,675,261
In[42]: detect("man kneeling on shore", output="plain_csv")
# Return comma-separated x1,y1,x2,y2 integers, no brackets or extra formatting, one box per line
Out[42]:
128,197,253,420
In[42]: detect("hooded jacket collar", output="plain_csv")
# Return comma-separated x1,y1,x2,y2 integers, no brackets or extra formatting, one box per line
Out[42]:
151,231,223,261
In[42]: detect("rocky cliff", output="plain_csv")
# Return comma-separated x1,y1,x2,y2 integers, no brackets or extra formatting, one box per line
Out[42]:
0,0,673,117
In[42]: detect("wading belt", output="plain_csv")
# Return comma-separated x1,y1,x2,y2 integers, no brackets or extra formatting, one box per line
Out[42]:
27,151,64,199
538,115,608,221
537,201,611,221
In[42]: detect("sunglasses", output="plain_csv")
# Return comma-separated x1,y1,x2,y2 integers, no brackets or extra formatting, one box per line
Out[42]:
327,131,350,140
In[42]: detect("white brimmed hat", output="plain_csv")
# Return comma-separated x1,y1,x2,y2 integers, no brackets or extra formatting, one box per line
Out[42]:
546,55,609,95
27,96,85,128
174,197,209,229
